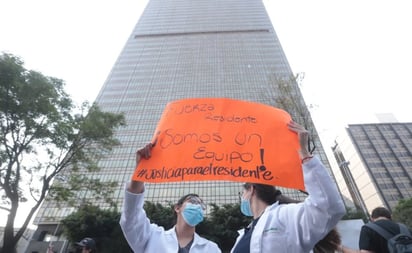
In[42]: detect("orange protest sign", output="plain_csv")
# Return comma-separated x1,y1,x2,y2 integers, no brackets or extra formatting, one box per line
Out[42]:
133,98,304,190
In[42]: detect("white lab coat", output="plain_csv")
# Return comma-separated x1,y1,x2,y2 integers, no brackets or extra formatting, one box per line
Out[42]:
231,156,346,253
120,188,221,253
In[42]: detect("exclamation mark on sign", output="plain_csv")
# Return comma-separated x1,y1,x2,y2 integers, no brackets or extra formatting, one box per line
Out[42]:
259,148,266,171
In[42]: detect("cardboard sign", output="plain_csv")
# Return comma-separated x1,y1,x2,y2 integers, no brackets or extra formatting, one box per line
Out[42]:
133,98,304,190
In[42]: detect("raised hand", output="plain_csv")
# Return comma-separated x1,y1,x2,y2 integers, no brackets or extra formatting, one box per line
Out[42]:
287,121,311,160
136,142,155,166
129,142,155,193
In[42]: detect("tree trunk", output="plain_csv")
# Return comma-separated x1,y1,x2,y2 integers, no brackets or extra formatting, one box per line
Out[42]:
1,224,18,253
1,199,19,253
0,245,18,253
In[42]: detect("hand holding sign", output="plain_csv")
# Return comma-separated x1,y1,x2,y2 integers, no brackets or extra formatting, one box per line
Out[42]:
133,98,305,190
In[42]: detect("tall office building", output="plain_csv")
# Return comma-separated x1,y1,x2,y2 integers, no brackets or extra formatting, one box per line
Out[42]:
27,0,339,251
332,122,412,216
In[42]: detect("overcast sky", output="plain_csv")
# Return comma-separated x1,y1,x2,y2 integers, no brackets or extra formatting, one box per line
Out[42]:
266,0,412,140
1,0,412,228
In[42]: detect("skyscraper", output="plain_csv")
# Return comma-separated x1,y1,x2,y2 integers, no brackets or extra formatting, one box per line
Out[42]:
332,122,412,216
28,0,339,251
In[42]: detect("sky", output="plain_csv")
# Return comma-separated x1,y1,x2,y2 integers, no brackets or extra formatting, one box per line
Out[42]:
265,0,412,142
1,0,412,226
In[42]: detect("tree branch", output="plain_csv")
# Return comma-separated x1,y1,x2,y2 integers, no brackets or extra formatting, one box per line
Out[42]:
0,205,11,212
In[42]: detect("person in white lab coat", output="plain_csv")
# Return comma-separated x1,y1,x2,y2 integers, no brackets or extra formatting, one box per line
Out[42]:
120,143,221,253
231,121,346,253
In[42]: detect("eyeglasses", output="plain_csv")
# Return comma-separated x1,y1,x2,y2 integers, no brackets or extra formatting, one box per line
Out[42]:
185,195,207,210
239,184,253,201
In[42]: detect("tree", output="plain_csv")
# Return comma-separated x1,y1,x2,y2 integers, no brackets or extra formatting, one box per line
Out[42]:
62,202,175,253
61,204,132,253
143,201,175,229
392,197,412,228
269,73,317,153
271,73,310,124
0,53,125,253
341,207,368,223
62,201,250,253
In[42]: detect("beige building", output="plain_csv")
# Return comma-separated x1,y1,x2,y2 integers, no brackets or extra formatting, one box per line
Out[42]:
332,122,412,216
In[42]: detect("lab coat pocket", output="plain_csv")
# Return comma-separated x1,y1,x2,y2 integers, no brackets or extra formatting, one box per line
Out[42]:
262,227,288,251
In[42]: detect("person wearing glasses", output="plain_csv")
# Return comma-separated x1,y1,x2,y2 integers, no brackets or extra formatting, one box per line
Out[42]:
231,121,346,253
120,143,221,253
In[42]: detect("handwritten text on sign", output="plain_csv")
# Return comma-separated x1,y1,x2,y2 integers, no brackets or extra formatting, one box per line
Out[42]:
133,98,304,189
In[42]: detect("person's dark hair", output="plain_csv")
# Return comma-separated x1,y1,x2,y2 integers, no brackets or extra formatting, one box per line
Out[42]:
173,193,202,222
371,207,391,220
243,183,282,205
176,193,200,206
313,228,341,253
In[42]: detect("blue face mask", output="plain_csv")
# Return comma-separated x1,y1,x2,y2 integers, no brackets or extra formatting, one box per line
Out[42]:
240,198,253,217
182,203,204,227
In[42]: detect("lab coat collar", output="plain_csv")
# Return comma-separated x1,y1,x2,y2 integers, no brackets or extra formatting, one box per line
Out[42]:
166,226,209,246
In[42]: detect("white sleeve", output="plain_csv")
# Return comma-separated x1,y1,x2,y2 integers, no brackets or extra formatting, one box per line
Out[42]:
280,156,346,250
119,186,154,252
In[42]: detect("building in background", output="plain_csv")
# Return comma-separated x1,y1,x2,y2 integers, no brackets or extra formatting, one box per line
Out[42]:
26,0,344,251
332,122,412,217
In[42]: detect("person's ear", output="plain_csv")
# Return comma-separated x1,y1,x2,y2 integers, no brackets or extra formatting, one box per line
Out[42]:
250,185,256,198
174,204,181,213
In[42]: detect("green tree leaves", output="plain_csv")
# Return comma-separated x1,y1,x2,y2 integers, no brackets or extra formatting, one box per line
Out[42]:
198,203,251,252
0,53,125,253
143,201,175,229
62,202,251,253
62,205,132,253
393,197,412,228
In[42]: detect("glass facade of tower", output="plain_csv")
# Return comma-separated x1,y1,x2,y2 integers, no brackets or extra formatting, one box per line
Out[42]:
33,0,334,229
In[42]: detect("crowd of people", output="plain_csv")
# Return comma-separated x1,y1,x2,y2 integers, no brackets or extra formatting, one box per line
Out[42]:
75,120,410,253
120,121,347,253
114,121,410,253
